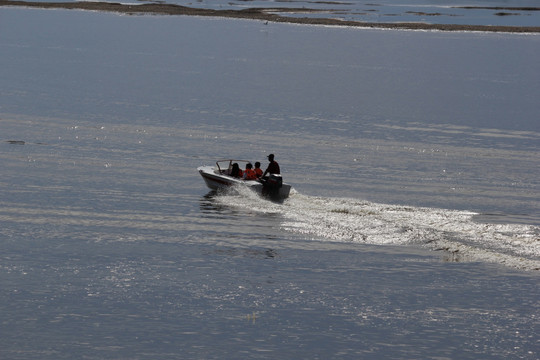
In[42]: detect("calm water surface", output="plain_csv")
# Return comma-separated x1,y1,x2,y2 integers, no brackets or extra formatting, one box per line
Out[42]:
1,9,539,359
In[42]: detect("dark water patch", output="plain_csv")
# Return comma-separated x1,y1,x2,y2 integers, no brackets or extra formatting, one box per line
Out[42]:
207,247,279,259
406,11,460,17
456,6,540,11
495,12,520,16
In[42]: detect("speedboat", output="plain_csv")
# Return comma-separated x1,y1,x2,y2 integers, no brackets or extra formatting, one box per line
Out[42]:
197,159,291,200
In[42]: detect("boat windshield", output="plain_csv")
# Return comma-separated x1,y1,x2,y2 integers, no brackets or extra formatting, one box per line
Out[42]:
215,159,251,175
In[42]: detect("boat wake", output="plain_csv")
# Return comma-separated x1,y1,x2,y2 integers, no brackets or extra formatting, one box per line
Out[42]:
213,186,540,271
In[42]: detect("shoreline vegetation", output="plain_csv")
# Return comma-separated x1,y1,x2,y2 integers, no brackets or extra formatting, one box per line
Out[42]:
1,0,540,33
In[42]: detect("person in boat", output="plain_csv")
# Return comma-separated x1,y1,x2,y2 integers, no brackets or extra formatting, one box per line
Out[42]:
243,163,258,180
254,162,263,178
261,154,282,197
262,154,280,178
230,163,243,178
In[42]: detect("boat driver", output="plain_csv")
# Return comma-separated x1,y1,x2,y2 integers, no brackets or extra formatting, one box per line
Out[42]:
262,154,280,178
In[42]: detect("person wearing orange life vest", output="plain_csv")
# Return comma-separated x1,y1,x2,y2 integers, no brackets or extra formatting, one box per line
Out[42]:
243,163,258,180
254,162,263,178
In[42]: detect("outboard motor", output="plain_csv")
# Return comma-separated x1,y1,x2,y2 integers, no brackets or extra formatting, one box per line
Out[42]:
266,174,283,188
262,174,283,199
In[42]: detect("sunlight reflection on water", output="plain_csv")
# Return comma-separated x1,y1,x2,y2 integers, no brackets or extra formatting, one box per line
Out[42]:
1,9,539,360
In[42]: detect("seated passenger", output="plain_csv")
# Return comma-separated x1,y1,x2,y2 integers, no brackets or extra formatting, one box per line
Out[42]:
254,162,263,178
230,163,243,178
243,163,258,180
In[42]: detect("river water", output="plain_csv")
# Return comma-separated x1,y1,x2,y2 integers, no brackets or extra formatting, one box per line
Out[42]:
0,8,539,359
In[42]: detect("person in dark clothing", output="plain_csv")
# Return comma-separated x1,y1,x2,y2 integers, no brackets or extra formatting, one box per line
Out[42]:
261,154,282,198
230,163,243,178
262,154,280,178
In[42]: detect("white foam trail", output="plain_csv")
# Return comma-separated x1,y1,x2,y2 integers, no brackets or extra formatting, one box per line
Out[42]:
215,188,540,271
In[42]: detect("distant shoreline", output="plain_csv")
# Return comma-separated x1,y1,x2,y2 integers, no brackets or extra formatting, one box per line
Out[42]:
1,0,540,33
